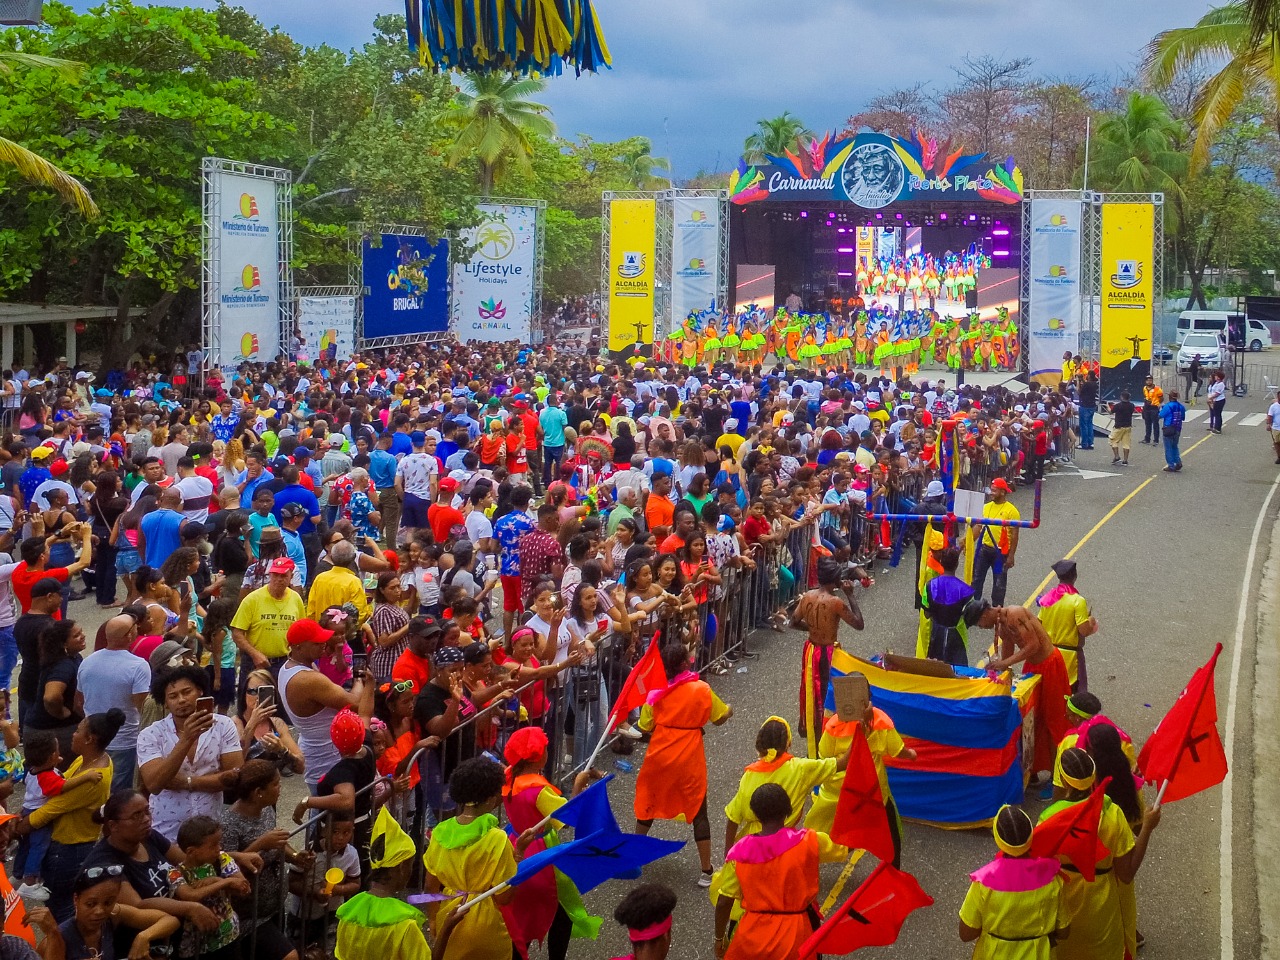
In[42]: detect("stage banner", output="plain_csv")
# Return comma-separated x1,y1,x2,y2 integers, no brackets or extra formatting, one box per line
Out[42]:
361,233,450,340
297,296,356,365
607,199,656,352
212,172,281,369
855,226,874,273
671,196,720,320
1027,199,1084,387
452,203,538,343
1099,203,1155,400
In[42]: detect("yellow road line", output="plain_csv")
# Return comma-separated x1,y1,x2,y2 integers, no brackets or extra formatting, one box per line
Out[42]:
821,848,867,912
1022,431,1216,605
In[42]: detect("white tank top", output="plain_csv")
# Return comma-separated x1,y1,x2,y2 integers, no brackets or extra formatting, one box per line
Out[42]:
279,659,340,787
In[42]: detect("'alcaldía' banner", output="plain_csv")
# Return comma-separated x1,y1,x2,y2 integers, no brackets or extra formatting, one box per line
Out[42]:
1099,203,1155,400
452,203,539,343
607,198,656,353
1027,199,1084,387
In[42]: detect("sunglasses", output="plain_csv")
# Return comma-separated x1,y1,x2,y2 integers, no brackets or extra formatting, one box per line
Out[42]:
83,865,125,879
379,679,414,695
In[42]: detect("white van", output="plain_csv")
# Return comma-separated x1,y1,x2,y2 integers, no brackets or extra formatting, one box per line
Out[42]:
1175,310,1270,351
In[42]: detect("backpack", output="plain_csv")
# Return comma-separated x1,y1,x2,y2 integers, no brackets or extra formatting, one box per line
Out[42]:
1163,403,1184,438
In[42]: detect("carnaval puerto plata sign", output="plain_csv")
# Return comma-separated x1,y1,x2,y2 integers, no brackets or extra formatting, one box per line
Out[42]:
452,203,539,344
212,171,282,368
729,129,1024,208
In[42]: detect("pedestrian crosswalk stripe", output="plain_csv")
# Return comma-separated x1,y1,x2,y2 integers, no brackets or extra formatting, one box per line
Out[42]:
1185,408,1208,420
1221,411,1238,424
1239,413,1268,427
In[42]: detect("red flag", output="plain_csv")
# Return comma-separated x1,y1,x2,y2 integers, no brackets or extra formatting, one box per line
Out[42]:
1137,643,1228,803
1031,778,1112,881
829,724,895,864
798,862,933,958
606,639,667,731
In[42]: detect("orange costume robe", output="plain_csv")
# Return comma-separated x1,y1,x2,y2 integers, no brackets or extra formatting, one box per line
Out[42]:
719,829,847,960
634,672,728,822
1022,648,1072,774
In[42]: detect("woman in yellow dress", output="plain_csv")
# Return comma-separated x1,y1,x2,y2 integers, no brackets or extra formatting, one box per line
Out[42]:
958,804,1070,959
423,757,535,960
1038,748,1162,960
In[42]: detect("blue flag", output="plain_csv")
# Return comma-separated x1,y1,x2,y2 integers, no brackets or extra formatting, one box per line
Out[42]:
510,828,685,895
549,774,619,837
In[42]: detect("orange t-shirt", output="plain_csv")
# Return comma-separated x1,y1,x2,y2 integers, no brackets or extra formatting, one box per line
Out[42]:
646,495,674,531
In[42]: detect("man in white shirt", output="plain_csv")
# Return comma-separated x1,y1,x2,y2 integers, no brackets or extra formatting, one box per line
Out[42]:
1266,390,1280,463
173,455,214,523
79,613,151,793
396,431,439,540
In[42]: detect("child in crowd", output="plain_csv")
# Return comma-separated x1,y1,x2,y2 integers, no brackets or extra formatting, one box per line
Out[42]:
287,810,361,947
401,541,443,617
16,731,105,900
169,815,251,960
201,597,238,713
317,606,355,688
449,595,487,643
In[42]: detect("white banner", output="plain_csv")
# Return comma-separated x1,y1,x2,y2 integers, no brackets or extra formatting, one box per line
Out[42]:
297,296,356,365
212,171,281,370
452,203,538,342
1027,198,1084,385
671,196,720,319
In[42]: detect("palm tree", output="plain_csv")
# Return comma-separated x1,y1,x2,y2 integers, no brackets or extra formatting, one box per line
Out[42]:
621,138,670,189
1088,92,1188,194
1145,2,1279,168
447,74,556,196
743,112,812,164
0,52,98,217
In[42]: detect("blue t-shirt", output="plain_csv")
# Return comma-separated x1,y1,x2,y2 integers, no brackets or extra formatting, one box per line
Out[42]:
281,528,308,584
540,407,569,448
389,432,413,458
368,450,398,490
1161,400,1186,430
493,510,536,577
271,484,322,534
729,400,752,436
140,508,185,567
239,470,275,509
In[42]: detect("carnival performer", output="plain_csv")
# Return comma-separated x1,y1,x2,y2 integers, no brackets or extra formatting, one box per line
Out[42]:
873,321,893,377
791,557,865,755
714,784,848,960
1036,560,1098,691
805,693,915,866
836,316,854,369
701,321,722,369
854,314,871,368
723,716,849,856
721,317,741,366
958,804,1071,959
982,602,1071,793
422,757,531,960
1041,749,1162,960
919,546,974,665
1087,722,1149,958
784,315,803,365
799,329,821,371
610,884,678,960
679,316,698,369
634,644,733,887
500,727,602,960
1052,692,1137,792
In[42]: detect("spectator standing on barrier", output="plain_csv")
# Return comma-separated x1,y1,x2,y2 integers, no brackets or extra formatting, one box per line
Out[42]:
1160,390,1187,473
1141,376,1164,445
971,478,1018,607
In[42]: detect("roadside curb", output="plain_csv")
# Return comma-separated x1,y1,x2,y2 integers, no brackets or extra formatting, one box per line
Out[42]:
1254,512,1280,960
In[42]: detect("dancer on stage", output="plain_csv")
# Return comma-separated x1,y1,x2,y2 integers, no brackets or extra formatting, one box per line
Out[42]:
634,644,733,888
791,557,865,756
501,727,602,960
958,804,1071,958
714,784,848,960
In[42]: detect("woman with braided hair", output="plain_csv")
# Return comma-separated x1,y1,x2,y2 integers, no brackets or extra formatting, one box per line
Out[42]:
959,803,1070,958
1038,748,1162,960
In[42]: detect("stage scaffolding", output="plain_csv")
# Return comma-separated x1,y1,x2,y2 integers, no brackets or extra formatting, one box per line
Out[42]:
349,222,453,351
201,157,293,372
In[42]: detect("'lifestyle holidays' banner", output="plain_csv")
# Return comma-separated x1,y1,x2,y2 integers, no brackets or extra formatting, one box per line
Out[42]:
452,204,539,343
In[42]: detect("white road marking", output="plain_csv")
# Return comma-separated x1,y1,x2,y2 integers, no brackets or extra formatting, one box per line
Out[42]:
1238,413,1267,427
1221,471,1280,960
1221,411,1238,424
1186,408,1208,420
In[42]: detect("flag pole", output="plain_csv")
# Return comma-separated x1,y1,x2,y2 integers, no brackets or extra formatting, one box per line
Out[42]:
1154,779,1170,807
453,880,510,916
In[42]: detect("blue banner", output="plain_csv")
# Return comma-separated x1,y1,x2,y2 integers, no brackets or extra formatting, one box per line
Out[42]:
361,233,450,339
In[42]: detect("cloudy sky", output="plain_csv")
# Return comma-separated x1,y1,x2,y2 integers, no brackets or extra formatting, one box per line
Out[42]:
88,0,1217,175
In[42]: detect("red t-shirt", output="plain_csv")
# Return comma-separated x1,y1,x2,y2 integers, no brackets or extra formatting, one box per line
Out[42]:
506,434,528,474
11,564,69,619
742,514,771,545
658,534,686,554
428,503,464,544
520,411,539,448
391,649,432,691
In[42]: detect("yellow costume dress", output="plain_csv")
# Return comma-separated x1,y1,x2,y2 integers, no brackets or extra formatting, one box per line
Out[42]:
422,813,518,960
958,855,1069,960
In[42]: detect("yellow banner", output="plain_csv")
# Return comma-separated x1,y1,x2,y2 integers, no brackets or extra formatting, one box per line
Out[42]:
1099,203,1154,397
855,226,874,277
607,198,656,352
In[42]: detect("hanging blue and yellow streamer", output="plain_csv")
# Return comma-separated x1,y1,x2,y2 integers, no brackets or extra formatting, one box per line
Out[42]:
405,0,612,75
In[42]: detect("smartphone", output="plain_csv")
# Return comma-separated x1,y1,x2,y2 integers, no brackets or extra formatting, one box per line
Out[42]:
351,652,367,676
196,696,216,715
256,684,276,712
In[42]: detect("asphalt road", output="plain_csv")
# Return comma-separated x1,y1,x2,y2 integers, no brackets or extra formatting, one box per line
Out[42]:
54,395,1279,959
577,399,1278,960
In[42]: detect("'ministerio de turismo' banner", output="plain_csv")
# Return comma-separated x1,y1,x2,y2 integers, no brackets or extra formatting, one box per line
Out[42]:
1027,199,1084,387
362,233,451,340
452,204,538,343
671,196,720,320
213,171,281,369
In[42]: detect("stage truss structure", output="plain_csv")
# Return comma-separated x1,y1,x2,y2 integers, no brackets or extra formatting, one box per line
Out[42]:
450,197,546,344
201,157,293,371
349,222,453,351
656,189,729,342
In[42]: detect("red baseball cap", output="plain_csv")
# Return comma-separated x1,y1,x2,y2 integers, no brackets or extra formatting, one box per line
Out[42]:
267,557,296,575
439,477,460,493
287,618,334,647
991,478,1012,493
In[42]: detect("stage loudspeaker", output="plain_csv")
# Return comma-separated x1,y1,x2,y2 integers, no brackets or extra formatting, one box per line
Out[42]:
965,289,978,309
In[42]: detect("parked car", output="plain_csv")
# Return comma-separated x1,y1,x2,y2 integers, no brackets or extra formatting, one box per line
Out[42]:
1176,332,1226,372
1153,344,1173,365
